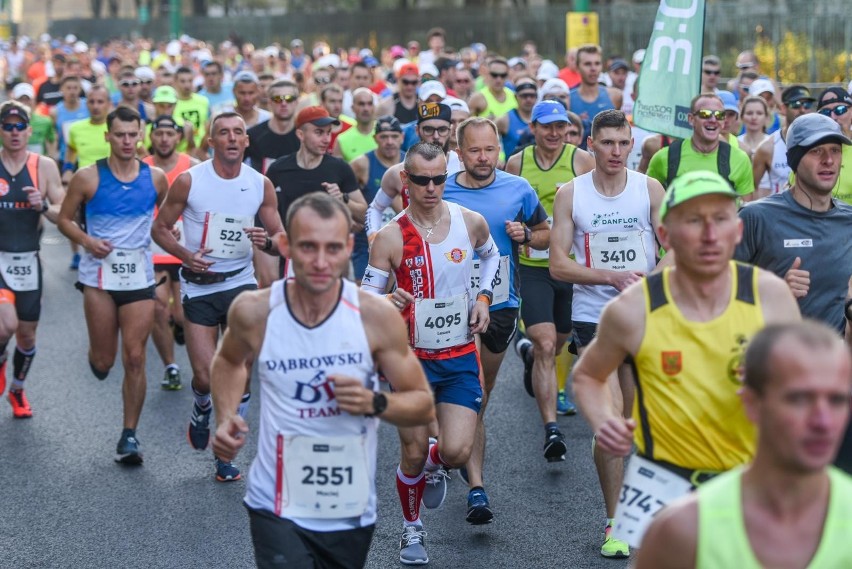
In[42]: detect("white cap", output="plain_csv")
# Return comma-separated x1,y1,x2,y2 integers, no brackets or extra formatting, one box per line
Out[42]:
134,66,155,81
538,78,570,101
64,34,77,44
166,40,181,57
418,80,447,101
633,49,646,64
358,48,373,59
39,33,51,43
264,46,279,58
749,78,775,97
11,82,34,100
316,54,340,69
419,63,439,78
507,57,526,68
443,96,470,115
73,41,88,54
90,60,107,76
536,59,559,81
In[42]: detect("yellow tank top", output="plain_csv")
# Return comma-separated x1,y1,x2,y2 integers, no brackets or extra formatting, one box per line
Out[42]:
697,467,852,568
478,87,517,120
633,262,762,471
518,143,576,267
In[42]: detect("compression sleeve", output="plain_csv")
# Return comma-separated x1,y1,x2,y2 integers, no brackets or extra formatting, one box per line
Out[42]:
366,189,395,237
360,264,390,295
475,235,500,293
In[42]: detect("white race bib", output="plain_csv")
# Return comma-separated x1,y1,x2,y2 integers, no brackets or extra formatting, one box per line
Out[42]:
585,230,648,272
612,455,693,548
151,219,185,257
0,251,38,291
99,248,148,290
202,212,254,259
524,216,553,260
412,293,470,350
277,434,370,519
470,255,510,305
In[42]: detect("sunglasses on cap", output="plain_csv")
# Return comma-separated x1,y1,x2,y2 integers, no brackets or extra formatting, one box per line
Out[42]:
693,109,726,120
120,80,140,87
788,100,814,110
702,68,721,75
1,122,27,132
405,171,448,186
490,72,508,79
419,125,450,136
819,105,849,118
270,94,298,104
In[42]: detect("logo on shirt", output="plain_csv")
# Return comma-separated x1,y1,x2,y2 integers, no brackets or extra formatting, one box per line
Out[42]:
661,351,682,376
783,239,813,248
591,211,640,228
0,179,9,197
445,248,467,264
405,255,426,268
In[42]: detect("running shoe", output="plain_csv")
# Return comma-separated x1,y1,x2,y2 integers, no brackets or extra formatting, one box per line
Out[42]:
161,367,182,391
215,457,241,482
601,522,630,558
187,402,212,450
466,488,494,525
399,525,428,565
544,428,567,462
518,338,535,398
556,390,577,416
173,323,185,346
0,355,6,396
7,389,32,418
115,432,143,465
70,253,81,270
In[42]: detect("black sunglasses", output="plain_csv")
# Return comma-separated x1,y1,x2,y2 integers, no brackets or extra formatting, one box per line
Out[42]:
405,171,448,186
1,122,27,132
120,80,140,88
490,72,508,79
702,69,721,76
819,105,849,118
788,100,814,110
270,94,298,104
401,79,419,86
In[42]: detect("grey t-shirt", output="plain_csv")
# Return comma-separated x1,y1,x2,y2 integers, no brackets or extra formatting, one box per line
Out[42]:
735,190,852,333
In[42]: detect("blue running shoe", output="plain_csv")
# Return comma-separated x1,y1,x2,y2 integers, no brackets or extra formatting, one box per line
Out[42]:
115,431,143,465
215,457,241,482
188,402,211,450
466,488,494,525
557,390,577,416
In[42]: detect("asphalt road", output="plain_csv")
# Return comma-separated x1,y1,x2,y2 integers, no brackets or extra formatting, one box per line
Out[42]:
0,225,630,569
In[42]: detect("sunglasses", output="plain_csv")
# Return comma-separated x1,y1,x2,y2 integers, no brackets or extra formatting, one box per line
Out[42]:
405,171,448,186
419,125,450,136
517,92,537,99
314,77,331,85
490,72,508,79
120,80,140,87
819,105,849,117
401,79,419,86
139,79,153,85
1,122,27,132
455,78,471,84
270,94,298,104
693,109,726,120
788,100,814,110
702,69,721,76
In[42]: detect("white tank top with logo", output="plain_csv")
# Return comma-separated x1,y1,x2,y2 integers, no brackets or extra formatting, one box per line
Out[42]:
245,278,379,532
766,130,790,194
571,170,657,323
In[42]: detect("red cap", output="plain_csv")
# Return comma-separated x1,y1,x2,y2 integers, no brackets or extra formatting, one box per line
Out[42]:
397,62,419,79
295,106,341,129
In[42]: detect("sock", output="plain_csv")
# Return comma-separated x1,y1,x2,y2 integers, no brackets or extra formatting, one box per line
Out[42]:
555,346,573,392
122,428,136,439
13,345,36,388
470,485,484,494
192,386,212,410
606,517,615,529
425,441,449,471
237,392,251,419
166,363,179,371
396,467,425,526
545,421,558,434
89,360,109,380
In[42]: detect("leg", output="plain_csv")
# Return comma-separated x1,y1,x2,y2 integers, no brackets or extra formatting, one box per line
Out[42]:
253,252,279,289
527,322,559,425
151,271,176,367
83,287,120,377
433,402,478,468
247,508,317,569
185,320,219,395
0,294,18,394
116,299,155,430
465,344,506,489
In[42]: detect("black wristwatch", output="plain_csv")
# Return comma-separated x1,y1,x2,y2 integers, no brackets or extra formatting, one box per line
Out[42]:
342,192,350,204
367,392,387,417
40,202,49,213
521,226,532,244
844,298,852,322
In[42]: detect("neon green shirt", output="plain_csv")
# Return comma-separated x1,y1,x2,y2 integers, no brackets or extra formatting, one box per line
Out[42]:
174,94,209,147
68,120,109,167
647,137,754,196
335,126,377,162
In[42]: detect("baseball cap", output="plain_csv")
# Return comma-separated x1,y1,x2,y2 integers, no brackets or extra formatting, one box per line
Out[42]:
152,86,178,104
296,106,340,129
418,80,447,101
781,85,815,106
390,45,406,59
749,79,775,98
417,102,452,124
397,62,419,78
166,40,181,57
290,39,303,48
419,63,440,79
531,100,569,125
233,70,259,84
515,79,537,95
659,171,738,221
134,66,155,82
150,115,181,131
609,59,629,72
632,49,646,64
786,113,852,171
73,41,88,54
539,78,570,99
507,57,526,69
817,86,852,110
375,115,403,134
0,105,29,123
363,56,379,68
11,83,35,100
442,96,470,114
536,60,559,81
717,90,739,114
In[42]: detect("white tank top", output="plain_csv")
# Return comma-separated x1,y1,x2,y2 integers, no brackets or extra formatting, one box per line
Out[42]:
766,130,790,194
180,160,265,298
571,170,657,323
245,279,379,532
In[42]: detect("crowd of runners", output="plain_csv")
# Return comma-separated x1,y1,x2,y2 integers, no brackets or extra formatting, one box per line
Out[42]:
1,29,852,567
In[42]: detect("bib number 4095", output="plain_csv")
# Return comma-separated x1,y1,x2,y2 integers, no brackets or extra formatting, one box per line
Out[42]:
424,313,462,329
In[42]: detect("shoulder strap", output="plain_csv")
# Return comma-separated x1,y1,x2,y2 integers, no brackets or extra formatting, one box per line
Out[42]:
25,152,39,188
646,271,668,311
717,141,732,186
665,139,683,189
734,262,756,305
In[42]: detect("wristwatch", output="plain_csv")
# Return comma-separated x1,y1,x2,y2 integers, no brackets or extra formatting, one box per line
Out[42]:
844,298,852,322
368,391,387,417
342,193,350,204
521,226,532,244
40,202,49,213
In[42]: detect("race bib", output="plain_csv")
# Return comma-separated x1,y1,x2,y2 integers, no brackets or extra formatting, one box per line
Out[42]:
524,216,553,260
0,251,38,291
277,434,370,519
380,207,396,227
99,248,148,290
151,219,185,257
585,230,648,272
412,292,470,350
202,213,254,259
613,455,693,548
470,255,510,305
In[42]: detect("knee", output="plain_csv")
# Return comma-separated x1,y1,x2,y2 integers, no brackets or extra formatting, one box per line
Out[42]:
438,441,473,469
400,440,428,474
89,353,115,374
122,347,146,374
0,315,17,342
532,335,557,359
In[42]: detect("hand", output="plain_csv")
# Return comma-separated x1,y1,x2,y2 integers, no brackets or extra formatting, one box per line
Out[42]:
330,375,374,415
322,182,342,199
212,415,249,462
169,224,182,242
85,237,113,259
505,220,527,243
243,226,269,249
23,186,44,211
186,248,215,273
785,256,810,298
595,417,636,457
469,300,491,334
609,270,645,292
387,289,415,311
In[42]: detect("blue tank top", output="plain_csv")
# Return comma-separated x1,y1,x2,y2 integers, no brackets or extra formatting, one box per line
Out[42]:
569,86,614,150
55,102,90,161
85,160,157,250
502,109,530,157
443,170,548,310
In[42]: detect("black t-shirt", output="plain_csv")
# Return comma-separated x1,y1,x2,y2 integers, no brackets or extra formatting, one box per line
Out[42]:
265,154,359,220
245,121,301,174
37,80,63,107
393,93,419,124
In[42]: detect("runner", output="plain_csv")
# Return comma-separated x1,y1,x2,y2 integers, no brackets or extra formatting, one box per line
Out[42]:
504,100,594,418
332,87,377,162
174,66,210,148
245,80,301,175
57,106,169,464
549,109,666,558
444,117,550,524
700,55,722,94
444,96,471,174
362,141,499,564
0,101,65,418
379,62,420,124
211,191,435,569
572,170,800,557
569,45,622,150
635,321,852,568
142,115,199,391
815,87,852,204
63,85,112,184
495,77,536,157
151,111,285,481
468,58,517,119
147,86,196,155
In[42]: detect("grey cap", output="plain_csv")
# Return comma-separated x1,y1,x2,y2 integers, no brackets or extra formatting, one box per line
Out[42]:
787,113,852,151
233,70,259,84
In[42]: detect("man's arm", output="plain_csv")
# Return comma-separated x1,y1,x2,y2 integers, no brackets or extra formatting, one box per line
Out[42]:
366,164,402,238
57,166,112,258
62,131,78,185
468,92,486,116
34,155,65,224
255,176,286,256
495,113,509,136
607,88,623,111
151,171,206,269
758,268,802,323
350,155,369,188
345,189,368,227
632,496,699,569
573,147,596,176
504,151,522,176
731,148,756,198
752,136,773,191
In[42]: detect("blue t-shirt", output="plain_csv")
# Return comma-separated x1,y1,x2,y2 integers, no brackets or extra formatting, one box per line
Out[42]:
443,170,548,310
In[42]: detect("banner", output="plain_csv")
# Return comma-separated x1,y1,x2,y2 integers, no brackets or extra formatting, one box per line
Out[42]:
633,0,706,139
